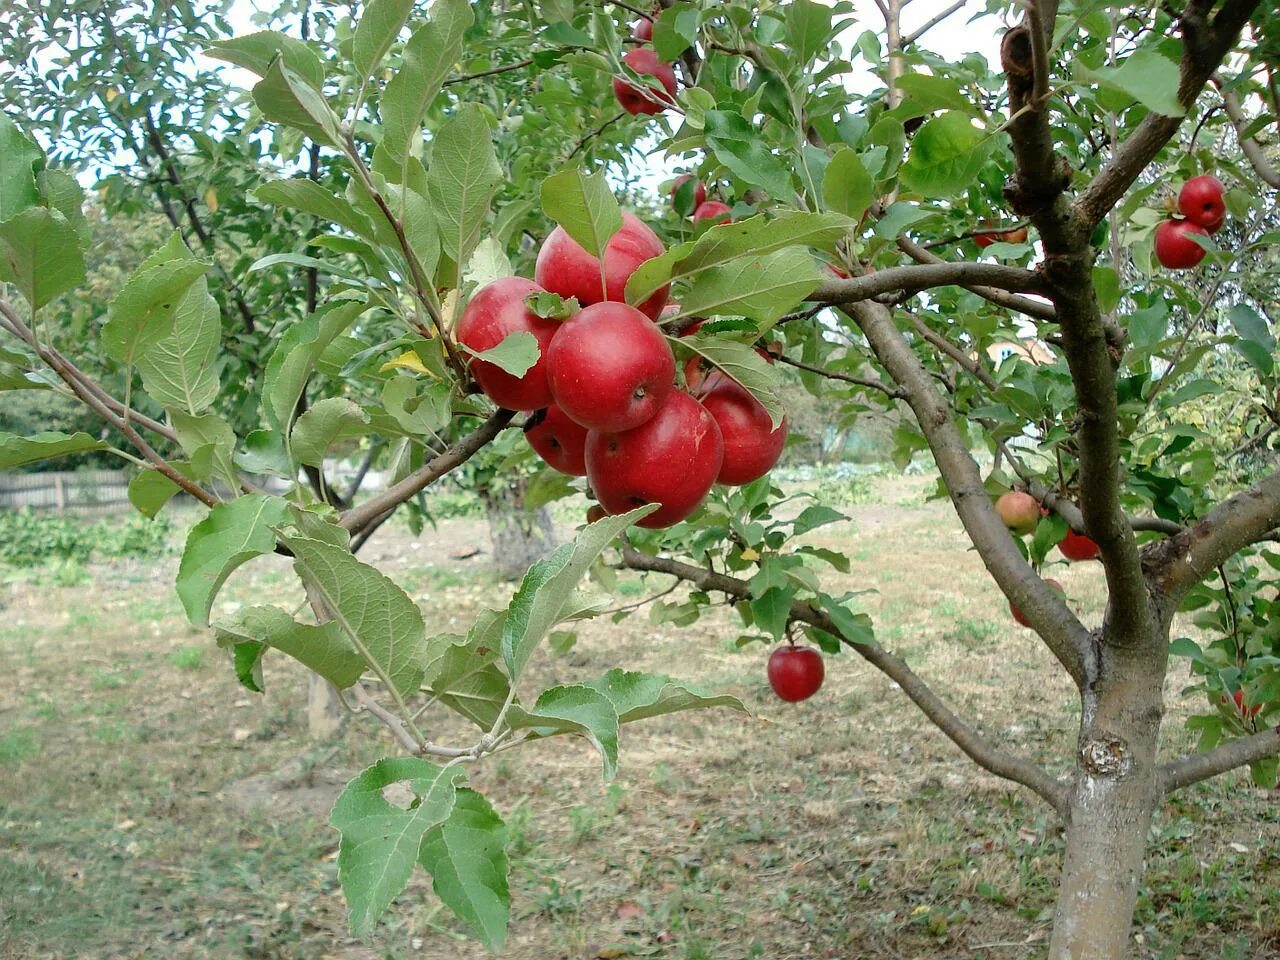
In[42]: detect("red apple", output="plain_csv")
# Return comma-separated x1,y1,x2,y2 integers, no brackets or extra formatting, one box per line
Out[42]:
671,174,706,215
767,645,825,702
692,200,732,226
534,210,669,320
455,277,560,411
679,319,772,395
611,47,677,116
1177,175,1226,234
1226,688,1262,720
586,390,724,528
975,225,1028,247
1010,578,1065,628
545,301,675,432
1154,219,1209,269
634,12,656,41
995,490,1041,536
1058,528,1100,562
524,404,589,476
700,378,787,485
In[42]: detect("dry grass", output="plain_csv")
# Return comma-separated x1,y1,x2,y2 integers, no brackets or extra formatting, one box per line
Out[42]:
1,474,1278,960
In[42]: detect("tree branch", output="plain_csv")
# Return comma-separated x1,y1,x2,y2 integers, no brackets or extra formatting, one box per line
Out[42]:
618,542,1069,815
1216,79,1280,188
895,236,1058,321
901,0,967,48
773,353,905,399
1160,726,1280,794
340,408,515,533
811,262,1045,305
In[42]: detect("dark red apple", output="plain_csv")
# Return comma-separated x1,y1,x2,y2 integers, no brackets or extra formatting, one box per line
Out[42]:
633,12,656,41
1058,528,1100,562
700,378,786,485
611,47,677,116
995,491,1041,536
534,210,669,320
545,301,675,432
767,645,825,702
586,503,607,524
585,390,723,528
1177,175,1226,234
1155,219,1209,269
692,200,732,226
1010,578,1065,628
455,277,560,411
1225,688,1262,720
524,404,589,476
671,174,706,215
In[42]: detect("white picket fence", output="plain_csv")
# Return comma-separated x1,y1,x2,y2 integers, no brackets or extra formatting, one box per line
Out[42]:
0,470,133,514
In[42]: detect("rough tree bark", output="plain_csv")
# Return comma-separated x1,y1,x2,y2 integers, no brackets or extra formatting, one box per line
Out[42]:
481,478,558,580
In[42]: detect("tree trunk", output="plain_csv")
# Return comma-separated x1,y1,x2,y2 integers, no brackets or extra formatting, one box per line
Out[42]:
1049,645,1165,958
482,478,557,580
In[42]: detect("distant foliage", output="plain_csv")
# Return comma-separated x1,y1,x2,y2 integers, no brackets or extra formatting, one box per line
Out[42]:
0,508,174,567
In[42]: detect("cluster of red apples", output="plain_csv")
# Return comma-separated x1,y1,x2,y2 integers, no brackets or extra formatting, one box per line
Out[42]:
610,13,679,117
995,490,1099,627
456,211,788,530
1154,175,1228,269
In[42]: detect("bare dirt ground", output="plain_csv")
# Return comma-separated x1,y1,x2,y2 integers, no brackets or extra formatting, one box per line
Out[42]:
1,474,1278,960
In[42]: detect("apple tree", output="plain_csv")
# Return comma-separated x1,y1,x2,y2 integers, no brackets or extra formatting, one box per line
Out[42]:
2,0,1279,955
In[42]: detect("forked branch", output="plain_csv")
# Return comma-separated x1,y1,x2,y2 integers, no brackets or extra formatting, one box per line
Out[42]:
811,261,1045,306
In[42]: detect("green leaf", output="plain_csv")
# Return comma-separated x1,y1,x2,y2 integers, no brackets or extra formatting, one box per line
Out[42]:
38,169,88,242
380,0,475,162
899,112,996,199
263,300,367,432
1228,304,1275,375
353,0,413,80
785,0,832,66
253,58,343,147
540,167,622,260
874,201,932,239
460,330,539,378
893,73,982,118
703,110,795,198
626,211,851,307
206,31,325,89
426,105,502,269
506,684,620,780
463,236,514,289
231,641,266,693
281,534,427,700
1077,48,1185,118
1093,266,1120,313
0,114,43,221
290,398,370,466
213,604,365,689
381,377,452,436
823,147,874,220
585,668,746,723
678,246,820,324
751,587,793,641
417,788,509,951
425,625,511,729
254,180,377,240
818,592,875,645
330,758,463,937
137,275,221,415
127,464,195,519
652,4,698,61
501,506,656,681
677,332,786,429
0,431,107,470
102,258,209,366
0,208,86,310
176,494,291,627
170,410,238,488
792,504,847,536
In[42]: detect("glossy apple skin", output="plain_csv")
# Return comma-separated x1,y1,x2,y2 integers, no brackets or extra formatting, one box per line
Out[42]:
1010,578,1064,628
700,378,786,485
1058,528,1100,562
634,13,656,40
1155,219,1209,269
767,645,825,702
586,390,723,528
995,491,1041,536
534,210,669,320
455,277,560,411
671,174,707,214
612,48,677,116
524,404,589,476
545,301,675,432
693,200,732,226
1178,175,1226,234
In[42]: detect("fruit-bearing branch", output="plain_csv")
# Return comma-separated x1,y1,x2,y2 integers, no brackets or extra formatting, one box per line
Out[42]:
1159,725,1280,794
616,543,1070,814
810,261,1045,306
894,236,1058,321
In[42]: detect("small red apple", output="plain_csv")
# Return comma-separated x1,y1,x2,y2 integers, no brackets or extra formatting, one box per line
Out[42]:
545,301,675,432
455,277,560,411
767,644,825,702
975,225,1028,247
1058,528,1100,562
692,200,732,226
1177,175,1226,234
612,47,677,116
699,378,787,485
995,491,1041,536
1223,688,1262,720
586,390,723,528
1154,219,1209,269
633,12,657,41
524,404,590,476
1010,578,1065,628
535,210,669,321
671,174,707,215
679,319,772,394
